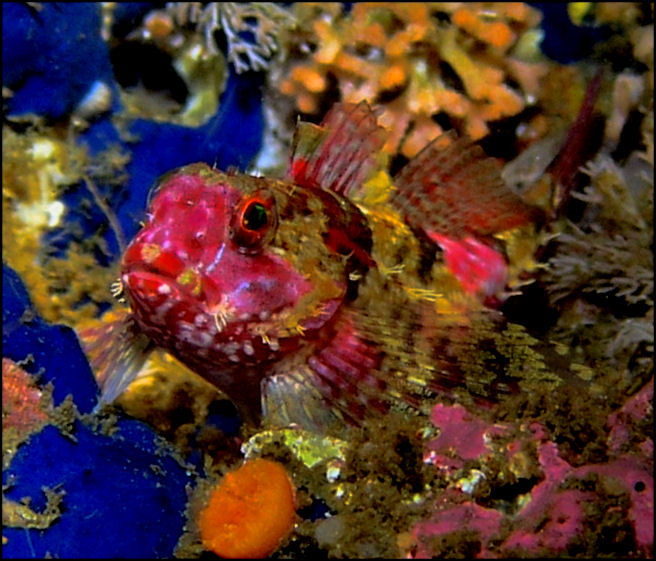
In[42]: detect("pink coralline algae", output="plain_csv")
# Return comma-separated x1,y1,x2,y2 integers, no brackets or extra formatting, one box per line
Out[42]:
424,403,507,468
407,379,654,558
411,489,504,557
607,377,654,455
597,377,654,550
2,357,51,441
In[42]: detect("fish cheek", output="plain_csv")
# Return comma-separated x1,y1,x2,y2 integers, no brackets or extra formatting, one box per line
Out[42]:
211,248,315,317
123,271,194,340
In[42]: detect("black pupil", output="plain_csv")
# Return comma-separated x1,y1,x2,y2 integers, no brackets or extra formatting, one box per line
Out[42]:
243,202,268,231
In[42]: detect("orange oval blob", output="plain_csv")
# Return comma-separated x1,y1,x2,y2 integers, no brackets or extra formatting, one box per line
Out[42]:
198,458,296,558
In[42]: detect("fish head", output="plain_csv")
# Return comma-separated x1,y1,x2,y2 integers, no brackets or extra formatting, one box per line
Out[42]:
120,163,373,368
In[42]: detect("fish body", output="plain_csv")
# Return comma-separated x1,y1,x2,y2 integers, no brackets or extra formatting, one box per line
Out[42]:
82,102,543,430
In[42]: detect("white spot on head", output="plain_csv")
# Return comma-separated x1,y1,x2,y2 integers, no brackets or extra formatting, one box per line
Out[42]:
223,342,239,355
228,353,240,363
158,284,171,295
243,341,254,356
267,338,280,351
206,242,226,274
153,299,175,323
199,330,213,347
175,322,214,348
177,330,196,344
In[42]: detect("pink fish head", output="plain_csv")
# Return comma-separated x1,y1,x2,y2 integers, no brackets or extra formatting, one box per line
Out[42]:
121,163,372,371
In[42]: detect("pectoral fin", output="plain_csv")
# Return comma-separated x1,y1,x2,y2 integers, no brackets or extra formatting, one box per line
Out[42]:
77,308,153,409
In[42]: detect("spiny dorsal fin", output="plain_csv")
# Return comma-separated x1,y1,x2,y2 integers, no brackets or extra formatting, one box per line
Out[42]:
391,131,542,240
287,101,386,197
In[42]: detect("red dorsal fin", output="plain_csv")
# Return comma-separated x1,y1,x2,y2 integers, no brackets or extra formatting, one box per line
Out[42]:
391,131,542,240
287,101,386,197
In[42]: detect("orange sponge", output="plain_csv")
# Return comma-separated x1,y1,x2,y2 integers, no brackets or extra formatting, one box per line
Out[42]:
198,458,296,558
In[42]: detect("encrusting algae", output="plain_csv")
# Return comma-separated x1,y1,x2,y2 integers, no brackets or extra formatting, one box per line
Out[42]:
2,122,127,327
2,358,68,534
2,358,53,467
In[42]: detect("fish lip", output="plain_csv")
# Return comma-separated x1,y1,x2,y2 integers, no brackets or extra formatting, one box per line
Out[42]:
121,268,181,291
121,270,191,312
121,268,175,287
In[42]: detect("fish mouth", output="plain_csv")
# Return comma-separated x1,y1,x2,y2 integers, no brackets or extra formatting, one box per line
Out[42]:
121,270,187,315
122,269,174,293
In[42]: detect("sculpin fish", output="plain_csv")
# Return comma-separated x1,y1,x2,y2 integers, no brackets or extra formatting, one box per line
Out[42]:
81,101,550,431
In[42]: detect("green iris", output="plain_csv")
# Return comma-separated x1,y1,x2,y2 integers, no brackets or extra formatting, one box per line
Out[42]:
243,202,268,231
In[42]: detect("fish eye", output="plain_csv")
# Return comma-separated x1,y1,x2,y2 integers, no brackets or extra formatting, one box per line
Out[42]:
242,202,268,231
232,190,277,254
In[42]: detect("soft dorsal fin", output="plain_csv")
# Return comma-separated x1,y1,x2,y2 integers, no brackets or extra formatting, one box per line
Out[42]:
391,131,542,240
287,101,386,197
